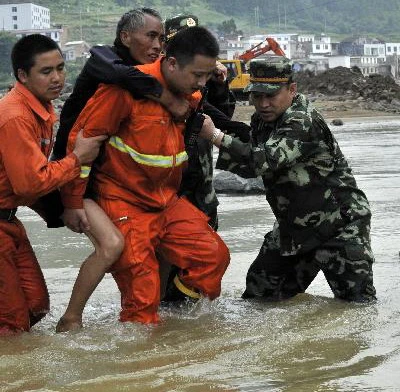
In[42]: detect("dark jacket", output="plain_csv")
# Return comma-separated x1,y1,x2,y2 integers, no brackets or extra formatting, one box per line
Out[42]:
53,45,250,222
53,45,162,160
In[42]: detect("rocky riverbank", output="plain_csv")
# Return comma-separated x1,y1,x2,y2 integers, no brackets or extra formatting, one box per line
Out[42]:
231,66,400,124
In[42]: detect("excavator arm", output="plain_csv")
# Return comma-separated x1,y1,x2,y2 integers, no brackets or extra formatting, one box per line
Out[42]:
221,37,285,100
238,37,285,62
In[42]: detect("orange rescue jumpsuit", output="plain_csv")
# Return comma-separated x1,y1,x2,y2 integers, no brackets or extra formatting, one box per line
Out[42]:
0,83,80,334
62,58,230,324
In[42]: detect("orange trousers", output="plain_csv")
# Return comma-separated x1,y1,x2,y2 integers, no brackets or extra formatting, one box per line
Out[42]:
0,219,49,334
98,196,230,324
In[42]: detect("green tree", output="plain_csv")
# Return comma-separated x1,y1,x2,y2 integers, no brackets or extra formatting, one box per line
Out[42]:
217,18,243,37
0,33,17,76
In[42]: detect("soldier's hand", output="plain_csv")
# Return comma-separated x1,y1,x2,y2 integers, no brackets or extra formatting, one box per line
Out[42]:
155,89,190,121
62,208,90,233
199,115,224,146
72,130,107,165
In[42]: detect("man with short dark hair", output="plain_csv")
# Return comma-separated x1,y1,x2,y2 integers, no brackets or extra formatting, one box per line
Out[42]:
53,7,188,161
61,26,230,324
200,57,376,303
0,34,105,334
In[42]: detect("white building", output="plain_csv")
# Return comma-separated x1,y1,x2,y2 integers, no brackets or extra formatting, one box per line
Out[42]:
298,34,314,43
246,33,298,59
328,55,382,76
385,43,400,56
328,55,353,69
262,33,298,59
0,2,50,31
359,55,382,75
312,35,332,55
363,43,386,60
13,27,62,43
220,38,249,60
62,40,90,61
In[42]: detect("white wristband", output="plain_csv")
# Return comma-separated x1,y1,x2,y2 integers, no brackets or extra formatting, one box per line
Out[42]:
211,128,222,143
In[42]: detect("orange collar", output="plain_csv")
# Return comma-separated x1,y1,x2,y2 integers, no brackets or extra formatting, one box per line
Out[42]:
14,81,57,123
136,58,202,110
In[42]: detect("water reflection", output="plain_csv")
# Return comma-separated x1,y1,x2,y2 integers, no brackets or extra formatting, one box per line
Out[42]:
1,123,400,391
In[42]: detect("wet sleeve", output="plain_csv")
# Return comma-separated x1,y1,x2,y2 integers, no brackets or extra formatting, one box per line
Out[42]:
0,118,80,199
88,45,163,98
61,87,132,209
217,114,322,178
203,102,250,143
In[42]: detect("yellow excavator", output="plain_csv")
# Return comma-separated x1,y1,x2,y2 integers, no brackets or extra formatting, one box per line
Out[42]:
164,14,286,100
221,37,286,100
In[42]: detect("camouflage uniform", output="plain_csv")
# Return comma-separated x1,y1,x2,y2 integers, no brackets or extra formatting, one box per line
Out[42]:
216,58,376,302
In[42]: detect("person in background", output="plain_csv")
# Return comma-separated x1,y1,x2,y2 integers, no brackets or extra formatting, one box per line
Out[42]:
61,26,230,325
198,57,376,303
0,35,105,335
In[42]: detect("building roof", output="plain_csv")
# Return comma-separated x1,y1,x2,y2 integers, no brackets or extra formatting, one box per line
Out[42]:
0,1,42,5
64,41,87,46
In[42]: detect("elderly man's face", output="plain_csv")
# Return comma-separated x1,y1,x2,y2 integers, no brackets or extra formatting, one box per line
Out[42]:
120,14,164,64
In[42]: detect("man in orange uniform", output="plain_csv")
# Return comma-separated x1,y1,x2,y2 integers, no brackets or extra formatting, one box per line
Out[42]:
0,34,106,335
62,26,230,324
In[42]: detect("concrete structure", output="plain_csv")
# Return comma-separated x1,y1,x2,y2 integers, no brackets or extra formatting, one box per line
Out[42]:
312,34,333,55
62,40,90,61
219,32,399,80
358,55,382,75
298,34,314,43
385,43,400,56
220,38,249,60
363,43,386,60
0,2,49,31
262,33,298,59
12,26,62,43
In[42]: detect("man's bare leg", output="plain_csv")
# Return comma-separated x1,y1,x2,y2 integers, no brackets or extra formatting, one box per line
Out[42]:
56,199,124,332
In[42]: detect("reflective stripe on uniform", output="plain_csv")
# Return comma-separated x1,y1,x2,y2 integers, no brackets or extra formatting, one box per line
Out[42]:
80,165,91,178
109,136,188,168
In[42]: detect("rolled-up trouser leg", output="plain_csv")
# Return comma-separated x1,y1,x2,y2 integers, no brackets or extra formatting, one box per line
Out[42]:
158,197,230,300
0,220,49,333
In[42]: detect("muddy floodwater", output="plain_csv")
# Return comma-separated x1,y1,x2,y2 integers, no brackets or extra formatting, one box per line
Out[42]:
1,118,400,392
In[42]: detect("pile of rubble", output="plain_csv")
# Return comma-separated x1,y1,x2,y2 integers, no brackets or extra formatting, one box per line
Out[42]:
295,66,400,113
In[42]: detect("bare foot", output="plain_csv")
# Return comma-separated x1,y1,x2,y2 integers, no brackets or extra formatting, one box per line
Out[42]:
55,316,83,333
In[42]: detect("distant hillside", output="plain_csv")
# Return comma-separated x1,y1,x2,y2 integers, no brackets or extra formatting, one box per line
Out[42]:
3,0,400,45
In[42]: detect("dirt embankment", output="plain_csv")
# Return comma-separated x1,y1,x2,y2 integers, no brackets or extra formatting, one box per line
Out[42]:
233,66,400,122
296,66,400,116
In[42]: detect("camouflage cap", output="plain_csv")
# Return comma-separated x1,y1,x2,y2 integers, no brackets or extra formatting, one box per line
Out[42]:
165,14,198,42
244,57,293,94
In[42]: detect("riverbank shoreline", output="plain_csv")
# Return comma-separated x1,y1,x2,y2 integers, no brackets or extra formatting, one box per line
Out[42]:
232,99,400,124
